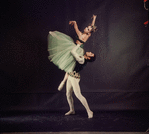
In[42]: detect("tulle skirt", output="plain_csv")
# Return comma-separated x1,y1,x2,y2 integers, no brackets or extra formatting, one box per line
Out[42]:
48,31,84,72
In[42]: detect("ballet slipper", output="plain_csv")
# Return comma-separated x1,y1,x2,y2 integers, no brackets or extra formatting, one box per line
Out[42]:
58,81,65,91
88,111,93,118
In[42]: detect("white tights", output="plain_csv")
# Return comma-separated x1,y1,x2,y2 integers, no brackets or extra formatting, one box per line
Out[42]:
66,75,93,118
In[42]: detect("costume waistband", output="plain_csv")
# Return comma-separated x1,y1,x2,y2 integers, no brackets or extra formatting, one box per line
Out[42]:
68,71,80,79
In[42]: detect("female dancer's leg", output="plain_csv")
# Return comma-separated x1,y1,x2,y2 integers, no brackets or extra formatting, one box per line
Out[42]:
58,73,68,91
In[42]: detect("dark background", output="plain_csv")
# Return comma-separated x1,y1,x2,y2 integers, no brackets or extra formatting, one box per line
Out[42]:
0,0,149,112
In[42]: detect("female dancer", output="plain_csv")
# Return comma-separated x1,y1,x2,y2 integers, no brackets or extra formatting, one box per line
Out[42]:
48,15,97,118
58,15,97,90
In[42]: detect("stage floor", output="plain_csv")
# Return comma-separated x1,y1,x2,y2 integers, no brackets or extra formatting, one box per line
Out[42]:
0,110,149,132
1,132,148,134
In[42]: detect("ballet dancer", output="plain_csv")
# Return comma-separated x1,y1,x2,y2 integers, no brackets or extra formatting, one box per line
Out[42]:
48,15,97,118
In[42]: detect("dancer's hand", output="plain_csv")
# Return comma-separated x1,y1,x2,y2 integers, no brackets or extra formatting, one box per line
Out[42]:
92,15,97,19
69,21,76,26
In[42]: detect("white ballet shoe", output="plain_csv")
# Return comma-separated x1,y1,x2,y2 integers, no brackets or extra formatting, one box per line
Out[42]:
88,111,93,118
65,110,75,115
58,81,65,91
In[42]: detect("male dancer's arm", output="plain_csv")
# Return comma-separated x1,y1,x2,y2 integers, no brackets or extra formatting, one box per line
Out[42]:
71,44,85,64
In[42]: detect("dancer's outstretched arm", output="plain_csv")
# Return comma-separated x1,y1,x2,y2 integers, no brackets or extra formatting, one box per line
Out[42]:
69,21,82,37
91,15,97,26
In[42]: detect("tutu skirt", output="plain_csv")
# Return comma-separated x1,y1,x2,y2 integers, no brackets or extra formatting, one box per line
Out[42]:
48,31,84,72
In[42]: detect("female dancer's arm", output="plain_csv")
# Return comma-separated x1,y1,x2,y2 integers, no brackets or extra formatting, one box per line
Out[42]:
69,21,82,37
91,15,97,26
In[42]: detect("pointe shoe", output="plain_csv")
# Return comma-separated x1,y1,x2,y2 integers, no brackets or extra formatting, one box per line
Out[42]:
58,81,65,91
65,110,75,115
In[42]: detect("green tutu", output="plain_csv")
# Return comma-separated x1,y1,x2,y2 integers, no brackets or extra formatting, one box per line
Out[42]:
48,31,84,72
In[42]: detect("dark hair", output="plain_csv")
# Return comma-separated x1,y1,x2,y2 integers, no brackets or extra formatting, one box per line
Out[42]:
91,25,97,33
87,54,96,62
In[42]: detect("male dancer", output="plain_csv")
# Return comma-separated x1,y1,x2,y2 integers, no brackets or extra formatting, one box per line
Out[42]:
60,44,96,118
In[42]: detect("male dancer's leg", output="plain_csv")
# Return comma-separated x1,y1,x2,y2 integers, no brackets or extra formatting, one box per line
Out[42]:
70,76,93,118
65,76,75,115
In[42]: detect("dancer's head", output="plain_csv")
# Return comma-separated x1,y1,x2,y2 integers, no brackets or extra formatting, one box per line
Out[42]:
84,25,97,34
84,52,96,62
84,26,92,34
